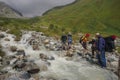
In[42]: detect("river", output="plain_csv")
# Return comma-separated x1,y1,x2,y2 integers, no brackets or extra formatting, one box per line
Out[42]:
0,31,118,80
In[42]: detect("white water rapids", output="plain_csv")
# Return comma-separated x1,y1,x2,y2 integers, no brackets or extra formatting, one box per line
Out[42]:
0,31,118,80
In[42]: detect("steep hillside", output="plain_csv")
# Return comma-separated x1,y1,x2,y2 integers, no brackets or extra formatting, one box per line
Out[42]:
0,0,120,38
0,1,22,18
40,0,120,35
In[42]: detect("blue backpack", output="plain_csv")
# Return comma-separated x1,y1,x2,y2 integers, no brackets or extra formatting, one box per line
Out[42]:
68,35,72,43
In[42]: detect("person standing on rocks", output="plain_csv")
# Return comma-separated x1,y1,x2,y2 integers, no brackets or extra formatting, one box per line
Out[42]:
89,37,97,58
104,35,117,52
96,33,106,68
67,32,72,49
79,33,90,57
61,32,67,50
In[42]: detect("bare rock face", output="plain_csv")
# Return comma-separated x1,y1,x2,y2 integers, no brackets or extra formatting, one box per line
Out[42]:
0,1,22,18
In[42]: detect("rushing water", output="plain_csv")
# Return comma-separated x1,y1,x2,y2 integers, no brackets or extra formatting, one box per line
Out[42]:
0,31,118,80
0,0,75,17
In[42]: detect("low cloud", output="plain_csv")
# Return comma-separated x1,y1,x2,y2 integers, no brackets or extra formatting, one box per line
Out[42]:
0,0,75,17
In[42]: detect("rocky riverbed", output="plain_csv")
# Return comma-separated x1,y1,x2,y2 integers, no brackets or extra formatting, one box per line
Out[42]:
0,30,119,80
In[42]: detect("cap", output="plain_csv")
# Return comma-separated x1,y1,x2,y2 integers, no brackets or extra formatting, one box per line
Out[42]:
111,35,117,40
85,33,90,37
96,33,100,36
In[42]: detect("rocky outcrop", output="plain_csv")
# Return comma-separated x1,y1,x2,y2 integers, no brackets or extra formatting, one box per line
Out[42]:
0,1,22,18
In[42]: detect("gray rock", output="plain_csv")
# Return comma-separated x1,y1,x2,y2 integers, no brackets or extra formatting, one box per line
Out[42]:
16,50,26,56
39,53,48,61
4,38,10,41
10,46,17,52
0,33,5,38
13,62,26,70
27,68,40,74
19,72,31,79
48,56,55,60
32,45,39,50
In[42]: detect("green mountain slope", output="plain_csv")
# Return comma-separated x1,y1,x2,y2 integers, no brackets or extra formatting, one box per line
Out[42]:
40,0,120,35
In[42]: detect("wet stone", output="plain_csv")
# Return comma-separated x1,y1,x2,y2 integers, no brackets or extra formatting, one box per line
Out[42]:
0,33,5,38
27,68,40,74
32,45,39,50
19,72,31,79
16,50,26,56
10,46,17,52
48,56,55,60
13,62,26,70
39,53,48,60
4,38,10,41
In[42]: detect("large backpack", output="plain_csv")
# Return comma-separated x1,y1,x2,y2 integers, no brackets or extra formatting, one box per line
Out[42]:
79,36,85,43
104,36,115,52
68,35,72,42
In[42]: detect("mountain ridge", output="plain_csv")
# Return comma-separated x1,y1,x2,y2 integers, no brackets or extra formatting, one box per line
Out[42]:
0,1,22,18
40,0,120,35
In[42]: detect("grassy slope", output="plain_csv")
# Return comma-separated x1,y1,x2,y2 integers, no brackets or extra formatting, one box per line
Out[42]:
0,17,41,35
40,0,120,36
0,0,120,37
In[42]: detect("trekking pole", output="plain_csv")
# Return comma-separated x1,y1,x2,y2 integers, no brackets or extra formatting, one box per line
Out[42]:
118,56,120,80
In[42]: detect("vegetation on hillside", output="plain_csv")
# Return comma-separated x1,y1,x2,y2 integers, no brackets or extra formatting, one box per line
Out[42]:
39,0,120,36
0,0,120,39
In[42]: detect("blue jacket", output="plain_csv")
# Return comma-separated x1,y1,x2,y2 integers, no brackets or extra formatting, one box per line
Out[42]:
97,36,105,51
68,34,72,43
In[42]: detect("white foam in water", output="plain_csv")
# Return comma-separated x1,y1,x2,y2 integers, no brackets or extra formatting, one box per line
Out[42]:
0,31,118,80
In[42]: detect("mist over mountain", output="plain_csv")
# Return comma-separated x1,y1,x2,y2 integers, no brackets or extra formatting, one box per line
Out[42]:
0,1,22,18
0,0,75,17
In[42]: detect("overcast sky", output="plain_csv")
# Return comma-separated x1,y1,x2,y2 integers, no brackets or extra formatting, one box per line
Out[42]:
0,0,75,17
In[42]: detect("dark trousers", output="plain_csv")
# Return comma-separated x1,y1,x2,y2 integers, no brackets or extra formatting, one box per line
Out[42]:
97,49,106,68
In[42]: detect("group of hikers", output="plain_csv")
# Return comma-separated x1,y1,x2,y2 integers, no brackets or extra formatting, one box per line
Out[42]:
61,32,117,68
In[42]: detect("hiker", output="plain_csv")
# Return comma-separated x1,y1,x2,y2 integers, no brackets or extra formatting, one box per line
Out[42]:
96,33,106,68
67,32,72,49
79,33,90,57
104,35,117,52
61,32,67,50
89,37,97,58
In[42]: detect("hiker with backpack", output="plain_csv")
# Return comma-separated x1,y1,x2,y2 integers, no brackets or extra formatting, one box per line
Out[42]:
104,35,117,52
89,37,97,58
79,33,90,57
96,33,106,68
61,32,67,50
67,32,72,49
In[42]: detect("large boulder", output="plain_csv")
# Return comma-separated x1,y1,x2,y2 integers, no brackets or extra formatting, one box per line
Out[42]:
19,72,31,79
32,45,39,50
22,62,40,72
44,39,50,44
27,68,40,74
4,38,10,41
16,49,26,57
39,53,48,61
1,72,32,80
0,33,5,38
13,62,26,70
10,46,17,52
